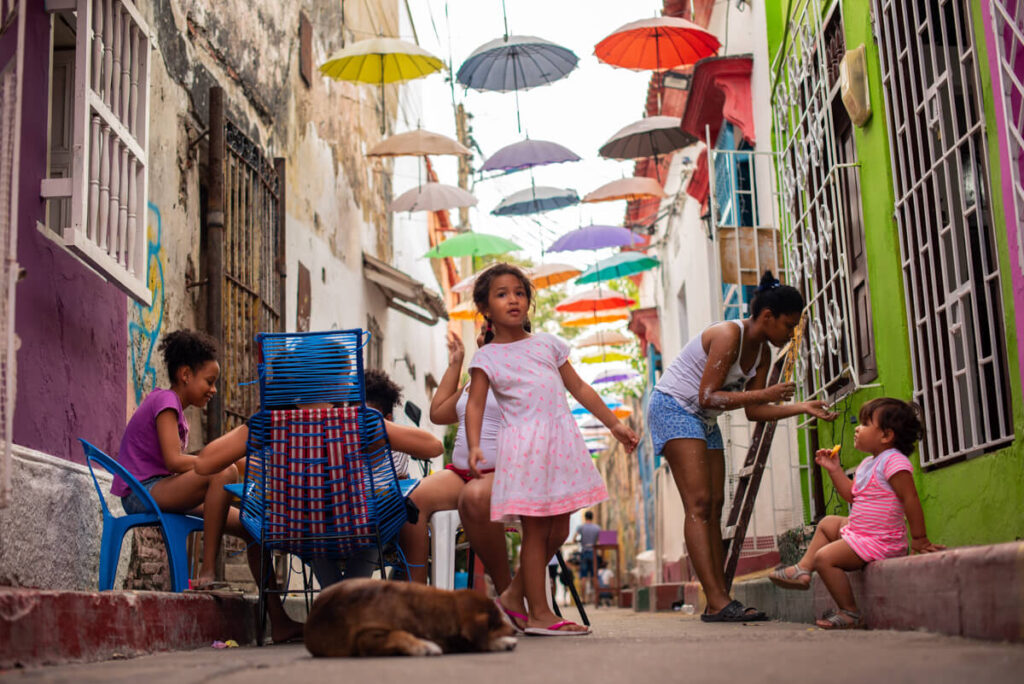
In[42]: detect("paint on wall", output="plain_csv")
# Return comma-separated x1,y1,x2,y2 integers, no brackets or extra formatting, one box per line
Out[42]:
129,202,165,405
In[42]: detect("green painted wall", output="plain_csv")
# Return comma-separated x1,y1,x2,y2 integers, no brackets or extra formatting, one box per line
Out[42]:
765,0,1024,546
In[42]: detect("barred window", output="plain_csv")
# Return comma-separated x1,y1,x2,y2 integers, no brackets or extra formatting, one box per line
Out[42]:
989,0,1024,276
874,0,1013,465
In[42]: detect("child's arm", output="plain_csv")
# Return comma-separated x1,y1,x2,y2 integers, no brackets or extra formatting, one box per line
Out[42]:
195,425,248,475
889,471,946,553
429,332,466,426
559,361,639,453
466,368,491,477
814,447,854,503
384,421,443,460
155,409,197,473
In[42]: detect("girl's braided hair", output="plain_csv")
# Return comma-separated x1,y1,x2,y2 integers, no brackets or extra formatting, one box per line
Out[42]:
158,329,218,383
472,263,533,344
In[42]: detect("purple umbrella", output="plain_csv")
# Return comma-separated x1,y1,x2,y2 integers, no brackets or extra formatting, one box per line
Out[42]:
592,366,640,385
548,225,644,252
481,138,581,173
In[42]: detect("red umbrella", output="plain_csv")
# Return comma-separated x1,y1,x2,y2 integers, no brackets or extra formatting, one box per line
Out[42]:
555,288,636,313
595,16,719,72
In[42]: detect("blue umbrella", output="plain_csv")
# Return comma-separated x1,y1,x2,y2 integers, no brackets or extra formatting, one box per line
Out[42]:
492,186,579,216
481,139,580,173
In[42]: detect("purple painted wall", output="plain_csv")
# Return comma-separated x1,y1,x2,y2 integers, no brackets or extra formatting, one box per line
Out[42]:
10,3,126,464
981,2,1024,392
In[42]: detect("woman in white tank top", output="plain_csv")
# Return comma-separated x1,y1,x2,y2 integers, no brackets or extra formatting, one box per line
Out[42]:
399,331,512,591
648,271,836,622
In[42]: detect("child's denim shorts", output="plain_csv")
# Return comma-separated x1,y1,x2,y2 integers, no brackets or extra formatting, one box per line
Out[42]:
120,474,170,514
648,389,724,455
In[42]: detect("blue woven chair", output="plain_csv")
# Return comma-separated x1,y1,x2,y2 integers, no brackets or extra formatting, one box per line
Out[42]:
237,330,411,638
81,438,203,592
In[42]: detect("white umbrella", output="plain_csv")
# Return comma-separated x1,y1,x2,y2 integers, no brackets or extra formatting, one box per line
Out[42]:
574,330,632,348
389,182,478,213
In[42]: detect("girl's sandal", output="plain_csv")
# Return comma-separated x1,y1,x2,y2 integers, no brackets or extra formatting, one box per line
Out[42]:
768,564,812,591
816,609,865,630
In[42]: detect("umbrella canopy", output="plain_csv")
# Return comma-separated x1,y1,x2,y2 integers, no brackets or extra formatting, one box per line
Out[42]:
555,288,635,313
367,129,470,158
594,17,720,71
561,308,630,327
481,139,580,173
548,225,644,252
576,251,661,284
493,186,579,216
447,300,482,321
390,182,478,213
574,330,632,348
422,232,521,259
456,35,578,92
571,400,622,416
613,406,634,419
580,349,632,364
598,115,697,159
583,177,667,203
530,263,581,289
592,366,640,385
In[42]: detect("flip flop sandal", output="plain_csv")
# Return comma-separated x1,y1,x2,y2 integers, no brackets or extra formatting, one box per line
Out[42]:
523,620,591,636
494,598,527,635
700,599,770,623
769,564,812,591
816,609,865,630
186,579,232,592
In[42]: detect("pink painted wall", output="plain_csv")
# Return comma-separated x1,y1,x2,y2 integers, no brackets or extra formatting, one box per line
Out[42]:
981,2,1024,392
8,3,127,463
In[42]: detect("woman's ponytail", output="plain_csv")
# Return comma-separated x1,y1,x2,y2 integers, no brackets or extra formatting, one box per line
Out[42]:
750,269,804,317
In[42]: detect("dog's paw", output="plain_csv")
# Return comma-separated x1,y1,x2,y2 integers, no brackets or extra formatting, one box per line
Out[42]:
411,639,443,657
489,636,517,652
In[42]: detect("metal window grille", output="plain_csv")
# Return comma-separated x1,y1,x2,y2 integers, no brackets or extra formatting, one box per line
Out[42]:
989,0,1024,276
41,0,151,304
1,1,15,33
769,0,870,399
874,0,1014,466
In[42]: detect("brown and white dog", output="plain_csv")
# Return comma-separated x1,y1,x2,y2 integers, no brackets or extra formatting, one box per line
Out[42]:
304,579,518,657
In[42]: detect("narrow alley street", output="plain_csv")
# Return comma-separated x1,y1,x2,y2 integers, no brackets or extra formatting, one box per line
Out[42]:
4,610,1023,683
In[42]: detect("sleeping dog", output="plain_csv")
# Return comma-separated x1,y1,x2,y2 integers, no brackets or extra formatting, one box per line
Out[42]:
304,579,518,657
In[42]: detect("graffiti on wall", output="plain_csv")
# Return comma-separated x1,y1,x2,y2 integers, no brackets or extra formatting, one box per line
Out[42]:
129,202,165,405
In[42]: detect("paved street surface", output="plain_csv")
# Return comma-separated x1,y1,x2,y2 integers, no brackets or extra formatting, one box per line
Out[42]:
3,609,1023,683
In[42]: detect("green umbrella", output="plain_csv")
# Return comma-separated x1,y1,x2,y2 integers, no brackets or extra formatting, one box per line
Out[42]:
575,251,660,284
422,232,521,259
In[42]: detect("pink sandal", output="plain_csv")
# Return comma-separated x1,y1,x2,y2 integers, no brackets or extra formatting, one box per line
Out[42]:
524,620,591,636
494,598,527,634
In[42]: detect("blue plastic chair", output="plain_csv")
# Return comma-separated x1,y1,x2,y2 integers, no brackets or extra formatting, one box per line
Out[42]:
81,439,204,592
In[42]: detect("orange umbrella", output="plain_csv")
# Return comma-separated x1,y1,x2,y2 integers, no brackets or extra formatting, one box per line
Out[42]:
530,263,581,289
583,177,667,203
555,288,635,313
595,16,720,72
613,406,634,419
447,300,482,321
561,308,630,327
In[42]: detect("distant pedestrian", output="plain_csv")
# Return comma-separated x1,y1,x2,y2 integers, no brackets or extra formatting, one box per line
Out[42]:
573,511,601,601
769,398,944,629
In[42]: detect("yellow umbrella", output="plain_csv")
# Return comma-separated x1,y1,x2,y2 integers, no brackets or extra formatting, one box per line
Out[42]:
320,38,444,132
530,263,581,289
580,350,632,364
561,308,630,327
447,300,482,321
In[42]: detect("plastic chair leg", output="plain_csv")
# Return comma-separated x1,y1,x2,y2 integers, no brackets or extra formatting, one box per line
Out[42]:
430,510,460,590
162,516,203,592
98,516,132,591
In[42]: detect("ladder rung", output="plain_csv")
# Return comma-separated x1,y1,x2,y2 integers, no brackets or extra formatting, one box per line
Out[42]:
737,465,754,478
723,526,736,540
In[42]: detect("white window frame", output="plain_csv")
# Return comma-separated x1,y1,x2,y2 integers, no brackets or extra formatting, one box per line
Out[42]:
874,0,1013,466
41,0,151,305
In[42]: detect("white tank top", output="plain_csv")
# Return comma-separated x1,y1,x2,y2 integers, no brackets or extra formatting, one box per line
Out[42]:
655,319,765,423
451,384,502,471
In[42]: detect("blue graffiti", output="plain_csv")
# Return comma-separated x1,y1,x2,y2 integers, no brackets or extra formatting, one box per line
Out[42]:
128,202,165,405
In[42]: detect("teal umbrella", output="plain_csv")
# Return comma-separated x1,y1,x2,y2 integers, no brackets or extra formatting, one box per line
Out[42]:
422,232,521,259
575,251,660,284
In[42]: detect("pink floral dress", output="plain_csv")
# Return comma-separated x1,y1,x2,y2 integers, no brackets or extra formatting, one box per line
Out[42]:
468,333,608,521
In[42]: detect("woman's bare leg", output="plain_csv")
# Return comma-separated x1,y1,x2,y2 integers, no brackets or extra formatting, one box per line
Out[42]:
399,470,463,583
458,473,512,593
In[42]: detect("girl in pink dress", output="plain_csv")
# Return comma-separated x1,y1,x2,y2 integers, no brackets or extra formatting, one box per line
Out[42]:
466,263,638,636
769,398,944,628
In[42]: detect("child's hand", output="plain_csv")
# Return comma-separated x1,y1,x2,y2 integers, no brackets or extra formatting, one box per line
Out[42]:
468,446,484,478
446,332,465,367
803,400,838,421
814,447,842,472
911,537,946,554
611,423,639,453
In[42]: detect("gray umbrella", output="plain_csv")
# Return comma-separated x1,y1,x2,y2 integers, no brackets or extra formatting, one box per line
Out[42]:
598,115,697,160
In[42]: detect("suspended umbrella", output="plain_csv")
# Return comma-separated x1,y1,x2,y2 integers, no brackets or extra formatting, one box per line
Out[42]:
493,186,579,216
574,330,632,348
367,129,471,158
576,251,661,285
580,349,632,364
555,288,635,313
595,17,720,72
592,366,640,385
613,406,634,419
583,177,667,203
457,34,578,131
599,115,696,160
548,225,644,253
447,300,482,321
320,38,444,133
422,232,521,259
571,400,622,416
561,308,630,327
481,138,580,173
530,263,581,289
389,182,478,213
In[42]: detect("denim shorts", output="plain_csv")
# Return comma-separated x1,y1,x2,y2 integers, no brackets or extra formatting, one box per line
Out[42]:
120,474,169,514
648,390,724,455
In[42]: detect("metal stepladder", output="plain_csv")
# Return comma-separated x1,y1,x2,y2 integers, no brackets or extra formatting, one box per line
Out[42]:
722,318,805,591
